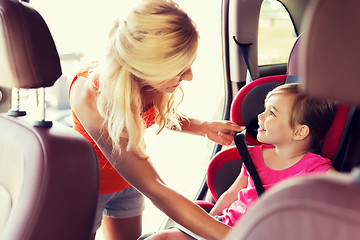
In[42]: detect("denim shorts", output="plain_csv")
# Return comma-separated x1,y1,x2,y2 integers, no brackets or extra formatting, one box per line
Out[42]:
92,186,145,233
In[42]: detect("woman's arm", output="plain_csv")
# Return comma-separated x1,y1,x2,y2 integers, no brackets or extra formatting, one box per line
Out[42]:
70,78,231,240
210,172,248,216
178,117,245,146
102,136,230,240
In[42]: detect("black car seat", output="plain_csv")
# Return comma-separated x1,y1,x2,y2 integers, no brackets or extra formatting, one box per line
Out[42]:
225,0,360,239
203,31,354,207
199,35,303,207
206,83,350,205
0,1,99,239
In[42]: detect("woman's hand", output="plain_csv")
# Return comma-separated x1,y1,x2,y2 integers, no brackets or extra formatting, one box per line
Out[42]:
178,117,245,145
203,121,245,146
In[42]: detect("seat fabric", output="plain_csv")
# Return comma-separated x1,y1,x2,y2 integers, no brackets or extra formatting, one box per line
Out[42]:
225,174,360,240
0,116,99,240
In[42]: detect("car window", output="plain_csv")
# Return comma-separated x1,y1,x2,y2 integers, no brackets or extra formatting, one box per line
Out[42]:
258,0,297,65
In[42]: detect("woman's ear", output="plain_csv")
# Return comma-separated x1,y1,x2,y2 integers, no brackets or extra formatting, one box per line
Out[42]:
293,124,310,140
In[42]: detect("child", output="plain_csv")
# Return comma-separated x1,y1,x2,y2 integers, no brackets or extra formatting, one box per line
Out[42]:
145,83,336,239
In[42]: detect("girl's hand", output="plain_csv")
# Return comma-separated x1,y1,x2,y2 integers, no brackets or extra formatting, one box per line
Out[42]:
204,121,245,145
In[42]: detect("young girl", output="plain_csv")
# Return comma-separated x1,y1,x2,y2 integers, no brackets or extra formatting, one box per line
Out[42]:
146,83,336,239
69,1,242,240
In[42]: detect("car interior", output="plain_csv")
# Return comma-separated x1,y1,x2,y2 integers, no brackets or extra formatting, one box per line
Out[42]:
0,0,359,239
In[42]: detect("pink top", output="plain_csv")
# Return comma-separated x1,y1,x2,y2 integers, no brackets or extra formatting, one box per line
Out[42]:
222,144,332,227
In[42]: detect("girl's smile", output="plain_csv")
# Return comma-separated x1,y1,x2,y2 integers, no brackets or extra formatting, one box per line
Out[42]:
257,93,296,146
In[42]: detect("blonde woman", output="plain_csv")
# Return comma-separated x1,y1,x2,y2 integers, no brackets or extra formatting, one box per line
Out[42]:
69,1,242,239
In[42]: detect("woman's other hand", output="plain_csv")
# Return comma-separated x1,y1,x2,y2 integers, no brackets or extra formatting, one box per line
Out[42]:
203,121,245,146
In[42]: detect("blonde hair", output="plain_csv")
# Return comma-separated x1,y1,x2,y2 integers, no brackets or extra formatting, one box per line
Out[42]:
92,0,199,159
265,83,335,152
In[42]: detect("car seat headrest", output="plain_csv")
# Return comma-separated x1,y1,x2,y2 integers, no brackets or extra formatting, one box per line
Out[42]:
231,75,293,145
300,0,360,104
320,103,350,160
287,33,304,75
0,0,61,89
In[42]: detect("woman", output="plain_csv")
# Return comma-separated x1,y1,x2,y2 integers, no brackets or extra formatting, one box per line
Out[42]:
69,0,242,239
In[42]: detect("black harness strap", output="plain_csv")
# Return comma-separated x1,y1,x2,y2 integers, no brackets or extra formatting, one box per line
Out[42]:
234,131,265,197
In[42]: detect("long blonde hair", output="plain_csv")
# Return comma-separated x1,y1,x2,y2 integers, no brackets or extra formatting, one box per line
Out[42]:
92,0,199,159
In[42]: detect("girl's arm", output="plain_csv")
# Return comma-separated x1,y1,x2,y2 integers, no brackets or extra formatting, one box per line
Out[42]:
178,117,245,146
70,79,231,240
210,172,248,216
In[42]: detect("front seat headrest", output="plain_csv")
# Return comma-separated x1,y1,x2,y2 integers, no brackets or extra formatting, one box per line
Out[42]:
0,0,61,89
300,0,360,104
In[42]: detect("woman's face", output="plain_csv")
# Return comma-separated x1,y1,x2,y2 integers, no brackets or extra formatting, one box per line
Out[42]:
156,65,194,93
141,57,196,94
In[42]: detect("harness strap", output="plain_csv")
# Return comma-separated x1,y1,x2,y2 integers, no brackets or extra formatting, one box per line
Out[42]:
234,131,265,196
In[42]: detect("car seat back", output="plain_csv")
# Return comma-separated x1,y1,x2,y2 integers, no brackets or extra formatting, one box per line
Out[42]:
225,174,360,240
300,0,360,105
0,1,99,239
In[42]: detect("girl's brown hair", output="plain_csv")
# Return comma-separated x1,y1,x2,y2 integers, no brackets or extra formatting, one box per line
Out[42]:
265,83,336,152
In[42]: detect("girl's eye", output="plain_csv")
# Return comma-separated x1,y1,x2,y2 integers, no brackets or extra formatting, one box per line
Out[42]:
270,110,276,117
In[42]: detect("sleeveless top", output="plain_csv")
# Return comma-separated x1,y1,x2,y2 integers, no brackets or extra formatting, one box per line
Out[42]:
69,64,158,194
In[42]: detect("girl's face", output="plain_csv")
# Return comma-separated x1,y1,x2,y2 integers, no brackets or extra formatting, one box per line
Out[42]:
257,93,296,146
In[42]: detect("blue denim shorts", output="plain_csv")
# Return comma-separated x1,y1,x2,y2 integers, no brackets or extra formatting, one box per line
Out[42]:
92,186,145,233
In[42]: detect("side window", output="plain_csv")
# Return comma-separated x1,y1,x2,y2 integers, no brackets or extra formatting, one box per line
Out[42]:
258,0,297,65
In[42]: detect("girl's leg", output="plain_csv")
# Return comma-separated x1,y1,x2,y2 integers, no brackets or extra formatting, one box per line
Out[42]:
101,214,142,240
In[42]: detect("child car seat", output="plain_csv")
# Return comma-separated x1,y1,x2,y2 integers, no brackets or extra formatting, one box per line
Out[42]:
201,34,304,207
206,81,351,203
204,32,354,207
